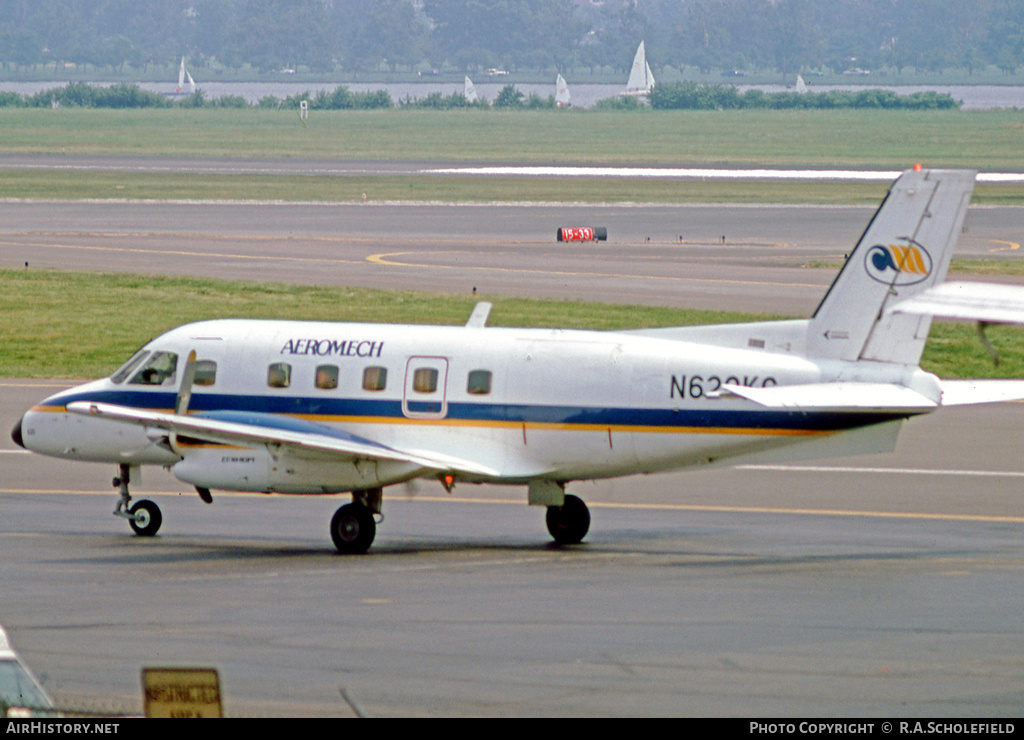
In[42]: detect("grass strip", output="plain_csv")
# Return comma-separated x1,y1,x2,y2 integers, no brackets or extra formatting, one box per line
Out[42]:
2,268,1020,381
0,168,900,204
2,108,1024,170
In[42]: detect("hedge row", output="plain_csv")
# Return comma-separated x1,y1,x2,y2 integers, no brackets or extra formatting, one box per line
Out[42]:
650,82,960,110
0,82,961,112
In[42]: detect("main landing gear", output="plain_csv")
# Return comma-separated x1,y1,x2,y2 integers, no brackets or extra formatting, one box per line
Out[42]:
112,463,162,537
545,493,591,545
330,488,382,555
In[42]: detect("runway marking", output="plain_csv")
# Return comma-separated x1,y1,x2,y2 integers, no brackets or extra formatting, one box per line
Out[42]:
987,239,1021,253
3,235,825,276
2,489,1022,525
366,250,824,289
417,495,1024,525
423,166,1024,184
738,463,1024,478
0,238,363,266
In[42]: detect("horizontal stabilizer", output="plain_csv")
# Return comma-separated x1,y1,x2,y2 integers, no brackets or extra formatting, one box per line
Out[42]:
939,379,1024,406
720,382,937,411
889,281,1024,325
66,401,500,477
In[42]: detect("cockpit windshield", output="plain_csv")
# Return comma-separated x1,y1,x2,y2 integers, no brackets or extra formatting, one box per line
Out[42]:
109,350,150,384
0,658,52,712
127,351,179,386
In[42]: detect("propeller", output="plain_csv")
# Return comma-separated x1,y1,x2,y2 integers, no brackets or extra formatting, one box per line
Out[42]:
172,350,212,504
175,350,197,416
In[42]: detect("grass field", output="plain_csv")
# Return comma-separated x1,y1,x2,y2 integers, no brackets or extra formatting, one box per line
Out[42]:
1,107,1023,203
2,107,1022,168
2,268,1020,380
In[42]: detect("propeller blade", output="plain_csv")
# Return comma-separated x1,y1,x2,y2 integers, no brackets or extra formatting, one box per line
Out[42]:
175,350,197,416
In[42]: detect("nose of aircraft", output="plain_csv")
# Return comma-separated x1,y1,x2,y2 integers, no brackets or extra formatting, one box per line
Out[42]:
11,417,25,448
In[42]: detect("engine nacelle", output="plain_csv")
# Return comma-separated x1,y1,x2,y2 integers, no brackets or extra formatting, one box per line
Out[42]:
171,447,422,494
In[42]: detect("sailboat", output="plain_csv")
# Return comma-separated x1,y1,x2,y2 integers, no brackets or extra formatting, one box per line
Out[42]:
795,74,809,94
168,58,196,96
555,73,571,107
464,76,478,103
622,41,655,96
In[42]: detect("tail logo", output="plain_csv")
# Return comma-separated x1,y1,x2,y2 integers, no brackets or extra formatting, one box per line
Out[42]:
865,239,932,285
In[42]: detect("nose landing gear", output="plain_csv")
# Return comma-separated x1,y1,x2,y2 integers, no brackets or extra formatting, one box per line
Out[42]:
112,463,162,537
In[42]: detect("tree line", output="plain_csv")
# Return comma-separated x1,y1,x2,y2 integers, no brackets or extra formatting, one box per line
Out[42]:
0,81,962,112
1,0,1022,78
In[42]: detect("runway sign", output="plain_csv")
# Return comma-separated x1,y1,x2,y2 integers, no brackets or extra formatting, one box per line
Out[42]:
142,667,223,718
557,227,607,242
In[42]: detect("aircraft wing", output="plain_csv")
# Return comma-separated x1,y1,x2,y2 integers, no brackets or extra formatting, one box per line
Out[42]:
936,380,1024,406
887,281,1024,405
718,382,938,411
65,401,500,477
888,281,1024,325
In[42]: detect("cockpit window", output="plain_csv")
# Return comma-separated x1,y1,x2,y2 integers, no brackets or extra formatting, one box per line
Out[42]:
128,351,179,386
110,350,150,384
194,360,217,387
0,658,52,711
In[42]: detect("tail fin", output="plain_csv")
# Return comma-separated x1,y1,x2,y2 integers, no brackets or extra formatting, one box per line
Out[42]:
807,168,976,365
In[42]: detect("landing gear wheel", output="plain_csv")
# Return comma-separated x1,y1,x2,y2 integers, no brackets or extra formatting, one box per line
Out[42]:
128,499,162,537
331,503,376,554
546,494,590,545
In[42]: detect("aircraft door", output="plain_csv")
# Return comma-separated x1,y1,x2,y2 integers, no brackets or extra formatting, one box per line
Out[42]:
402,356,449,419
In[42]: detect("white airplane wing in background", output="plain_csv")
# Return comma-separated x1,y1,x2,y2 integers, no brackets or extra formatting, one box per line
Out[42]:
889,281,1024,325
889,281,1024,406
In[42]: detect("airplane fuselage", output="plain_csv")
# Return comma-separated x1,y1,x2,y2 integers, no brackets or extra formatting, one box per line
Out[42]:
17,318,936,495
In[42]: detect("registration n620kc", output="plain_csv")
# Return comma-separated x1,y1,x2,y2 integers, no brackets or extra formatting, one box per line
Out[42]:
13,168,1024,553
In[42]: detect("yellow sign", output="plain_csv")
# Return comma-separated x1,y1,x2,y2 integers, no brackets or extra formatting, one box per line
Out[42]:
142,668,222,718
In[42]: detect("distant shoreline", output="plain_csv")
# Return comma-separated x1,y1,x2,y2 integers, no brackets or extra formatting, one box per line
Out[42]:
2,80,1024,110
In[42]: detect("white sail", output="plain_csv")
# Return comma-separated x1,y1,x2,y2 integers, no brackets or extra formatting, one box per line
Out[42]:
464,76,478,103
174,57,197,95
624,41,655,95
795,74,808,94
555,73,571,107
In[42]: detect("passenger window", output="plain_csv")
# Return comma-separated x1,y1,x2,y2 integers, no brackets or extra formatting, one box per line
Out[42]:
267,362,291,388
315,365,339,390
467,370,492,395
363,366,387,391
194,360,217,387
128,351,178,386
413,367,438,393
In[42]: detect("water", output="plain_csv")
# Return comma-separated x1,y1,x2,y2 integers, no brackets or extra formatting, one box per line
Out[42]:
3,80,1024,110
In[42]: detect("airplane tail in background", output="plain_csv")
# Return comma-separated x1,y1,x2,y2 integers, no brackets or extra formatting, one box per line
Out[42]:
807,168,976,365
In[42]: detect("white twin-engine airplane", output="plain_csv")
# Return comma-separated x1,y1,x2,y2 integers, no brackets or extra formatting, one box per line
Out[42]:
13,168,1024,553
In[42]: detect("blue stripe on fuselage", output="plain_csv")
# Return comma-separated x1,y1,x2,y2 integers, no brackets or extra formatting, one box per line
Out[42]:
42,389,915,432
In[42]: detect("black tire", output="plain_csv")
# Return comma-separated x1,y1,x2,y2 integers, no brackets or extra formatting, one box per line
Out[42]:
331,503,376,554
128,499,162,537
545,493,590,545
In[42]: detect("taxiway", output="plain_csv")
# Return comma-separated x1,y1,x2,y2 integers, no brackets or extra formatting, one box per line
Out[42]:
2,164,1024,716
